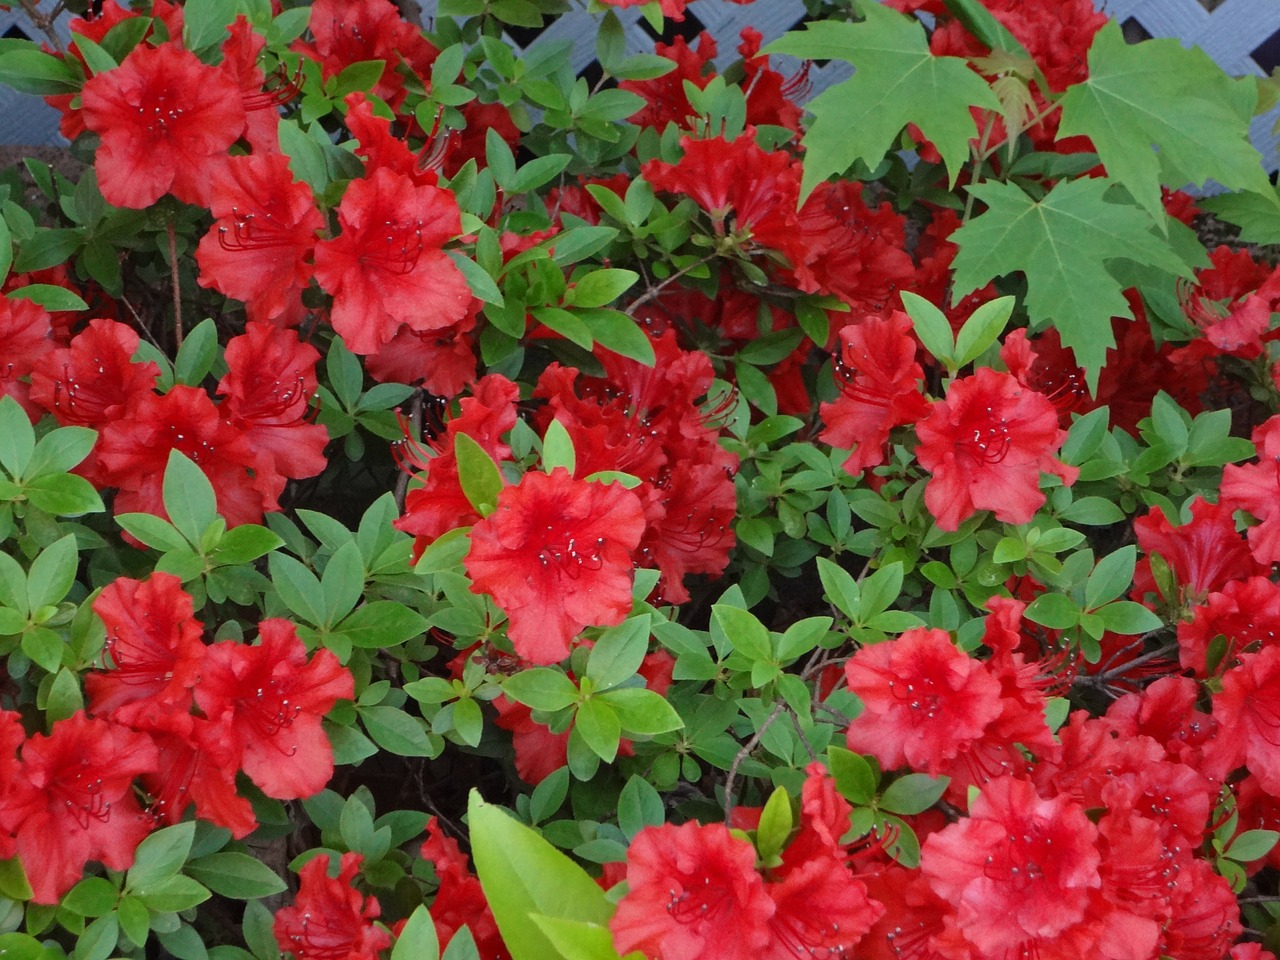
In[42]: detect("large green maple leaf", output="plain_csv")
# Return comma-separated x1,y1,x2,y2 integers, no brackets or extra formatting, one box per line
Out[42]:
949,178,1194,389
767,0,999,202
1057,22,1274,225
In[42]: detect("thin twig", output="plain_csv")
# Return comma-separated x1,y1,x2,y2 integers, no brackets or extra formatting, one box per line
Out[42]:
167,219,182,348
626,253,717,315
16,0,67,54
723,700,786,820
394,389,425,512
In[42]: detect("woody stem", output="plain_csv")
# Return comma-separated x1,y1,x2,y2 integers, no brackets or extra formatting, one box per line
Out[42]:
395,389,424,512
167,219,183,348
15,0,66,54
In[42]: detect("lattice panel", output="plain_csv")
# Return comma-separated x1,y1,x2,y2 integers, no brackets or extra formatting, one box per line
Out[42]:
2,0,1279,179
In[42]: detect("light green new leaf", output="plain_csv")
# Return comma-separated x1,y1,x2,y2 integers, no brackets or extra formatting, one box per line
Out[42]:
767,0,999,200
468,792,614,960
950,178,1193,388
1057,23,1273,224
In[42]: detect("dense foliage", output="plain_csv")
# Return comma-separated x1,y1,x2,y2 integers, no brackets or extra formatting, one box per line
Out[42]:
1,0,1280,956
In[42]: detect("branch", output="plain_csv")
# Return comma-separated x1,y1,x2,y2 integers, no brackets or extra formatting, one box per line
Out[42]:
15,0,67,54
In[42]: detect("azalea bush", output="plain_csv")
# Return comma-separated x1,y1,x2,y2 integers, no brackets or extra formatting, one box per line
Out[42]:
2,0,1280,956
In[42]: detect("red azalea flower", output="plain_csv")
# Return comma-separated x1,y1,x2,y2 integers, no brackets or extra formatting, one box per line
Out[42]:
420,818,509,960
196,154,323,325
642,132,804,265
194,619,354,799
763,856,883,960
844,627,1003,776
914,367,1078,531
344,92,439,187
365,312,478,396
14,711,158,904
95,385,268,528
465,468,646,664
820,311,929,476
0,711,32,861
313,167,472,355
274,852,392,960
80,43,245,209
610,822,775,960
1102,675,1218,770
0,295,53,421
1178,576,1280,676
113,703,257,840
293,0,436,109
220,16,285,155
620,33,717,132
1208,647,1280,796
28,317,159,430
85,572,206,717
1133,496,1260,606
216,321,330,499
922,777,1101,956
1222,415,1280,565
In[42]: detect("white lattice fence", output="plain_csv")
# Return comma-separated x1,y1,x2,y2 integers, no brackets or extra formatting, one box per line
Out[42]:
2,0,1279,176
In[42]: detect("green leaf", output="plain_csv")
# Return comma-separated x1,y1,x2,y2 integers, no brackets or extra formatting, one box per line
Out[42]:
528,916,622,960
899,292,954,367
542,419,576,475
953,295,1014,368
1057,23,1274,224
598,687,682,736
183,0,239,52
1095,600,1162,635
880,773,949,815
268,553,326,626
61,877,119,917
116,513,190,552
14,227,84,272
127,822,195,891
712,604,771,662
574,698,621,762
1023,592,1080,630
336,601,428,649
392,906,440,960
949,178,1192,388
211,525,283,565
579,309,655,365
817,557,860,622
756,786,794,863
72,913,118,960
0,858,33,901
455,432,504,515
321,540,365,626
164,451,218,544
136,875,210,912
829,746,877,805
447,251,504,305
0,396,34,479
586,614,650,691
361,705,436,757
185,853,287,899
1085,545,1135,611
1225,829,1279,863
0,212,10,284
26,425,96,479
6,283,87,313
0,44,83,95
173,318,219,387
26,534,77,611
333,59,385,97
1201,188,1280,245
569,268,637,308
468,791,614,960
504,668,579,712
767,1,999,199
617,776,664,839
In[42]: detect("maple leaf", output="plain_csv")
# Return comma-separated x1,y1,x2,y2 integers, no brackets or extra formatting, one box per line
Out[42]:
767,0,999,202
1057,22,1274,226
949,178,1194,389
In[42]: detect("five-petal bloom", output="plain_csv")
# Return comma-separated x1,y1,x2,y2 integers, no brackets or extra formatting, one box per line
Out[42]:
914,367,1077,531
465,468,646,664
81,43,245,209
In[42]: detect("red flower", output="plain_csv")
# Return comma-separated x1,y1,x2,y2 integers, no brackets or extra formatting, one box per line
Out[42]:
220,16,285,155
820,312,929,476
96,385,267,527
80,43,245,209
1178,576,1280,676
1208,647,1280,795
763,857,883,960
195,154,323,325
914,367,1077,531
216,321,330,499
313,168,472,355
274,852,392,960
0,711,32,861
86,572,206,717
620,33,717,132
14,711,158,904
1133,496,1260,606
420,818,509,960
1222,415,1280,566
194,620,354,799
28,317,159,430
465,469,646,664
365,313,478,397
0,295,53,421
610,822,774,960
922,777,1101,955
843,627,1003,776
